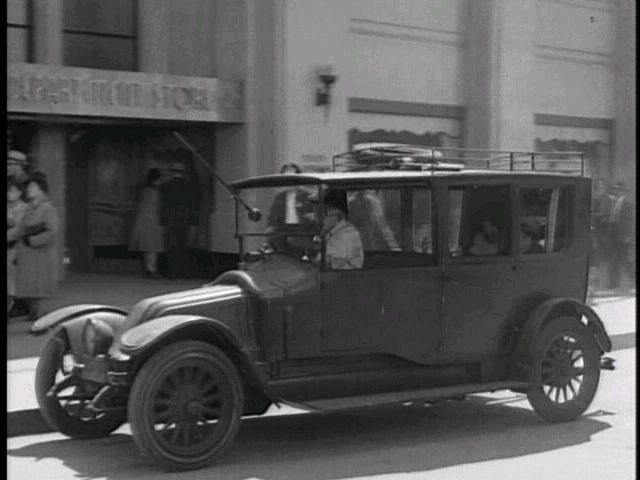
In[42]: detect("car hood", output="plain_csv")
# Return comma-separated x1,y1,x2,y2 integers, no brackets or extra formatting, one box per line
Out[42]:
117,284,245,333
214,254,319,300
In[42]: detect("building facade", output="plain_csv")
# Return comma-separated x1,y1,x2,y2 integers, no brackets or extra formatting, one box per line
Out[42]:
7,0,635,273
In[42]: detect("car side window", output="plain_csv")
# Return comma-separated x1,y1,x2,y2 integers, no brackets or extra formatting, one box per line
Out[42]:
348,189,402,253
412,188,435,255
345,187,437,269
448,185,511,258
519,186,571,254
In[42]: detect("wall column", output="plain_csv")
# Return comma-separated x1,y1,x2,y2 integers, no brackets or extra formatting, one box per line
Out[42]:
31,0,66,280
464,0,536,150
137,0,169,73
209,0,251,253
613,0,636,189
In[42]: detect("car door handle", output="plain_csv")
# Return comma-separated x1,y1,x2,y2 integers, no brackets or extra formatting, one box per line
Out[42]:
443,274,460,285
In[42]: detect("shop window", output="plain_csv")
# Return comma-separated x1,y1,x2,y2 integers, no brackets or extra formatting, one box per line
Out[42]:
63,0,136,71
64,0,134,35
448,185,511,258
345,187,437,269
519,187,572,254
64,34,136,71
7,0,30,62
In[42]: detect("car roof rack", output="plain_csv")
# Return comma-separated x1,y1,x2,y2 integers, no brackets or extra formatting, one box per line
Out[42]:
332,143,586,176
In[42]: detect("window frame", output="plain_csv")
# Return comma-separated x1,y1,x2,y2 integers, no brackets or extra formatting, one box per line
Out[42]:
445,182,514,264
321,184,440,272
516,184,574,258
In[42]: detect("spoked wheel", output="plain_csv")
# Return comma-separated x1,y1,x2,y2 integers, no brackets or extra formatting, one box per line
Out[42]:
35,331,125,438
128,341,244,471
527,316,601,423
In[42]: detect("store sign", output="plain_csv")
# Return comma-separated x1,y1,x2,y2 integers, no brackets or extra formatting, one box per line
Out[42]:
7,62,244,123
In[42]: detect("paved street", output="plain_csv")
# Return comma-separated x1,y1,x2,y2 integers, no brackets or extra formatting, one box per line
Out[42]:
7,347,635,480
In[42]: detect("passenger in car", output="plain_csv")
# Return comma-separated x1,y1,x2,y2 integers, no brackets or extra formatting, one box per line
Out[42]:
320,190,364,269
468,218,501,256
519,219,544,254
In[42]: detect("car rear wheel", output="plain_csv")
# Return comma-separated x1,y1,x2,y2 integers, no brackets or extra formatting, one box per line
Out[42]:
526,316,601,423
128,341,244,471
35,331,125,438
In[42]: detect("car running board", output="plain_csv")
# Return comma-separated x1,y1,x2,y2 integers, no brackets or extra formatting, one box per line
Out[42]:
282,380,530,411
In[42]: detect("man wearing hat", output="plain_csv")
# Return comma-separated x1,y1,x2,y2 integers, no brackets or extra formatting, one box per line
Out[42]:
8,150,29,185
160,159,200,279
319,189,363,270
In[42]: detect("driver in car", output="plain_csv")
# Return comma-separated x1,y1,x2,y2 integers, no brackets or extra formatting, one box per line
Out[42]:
319,190,364,270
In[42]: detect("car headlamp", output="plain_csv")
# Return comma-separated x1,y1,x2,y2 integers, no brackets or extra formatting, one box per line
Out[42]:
82,317,115,357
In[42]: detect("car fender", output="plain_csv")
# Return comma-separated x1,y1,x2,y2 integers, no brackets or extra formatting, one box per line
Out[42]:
31,304,127,336
30,306,127,360
119,315,269,394
511,297,612,380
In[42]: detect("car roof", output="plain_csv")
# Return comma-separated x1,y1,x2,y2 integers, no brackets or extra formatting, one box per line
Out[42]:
231,170,587,189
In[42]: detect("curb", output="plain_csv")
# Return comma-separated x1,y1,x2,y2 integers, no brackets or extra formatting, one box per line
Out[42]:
7,332,635,439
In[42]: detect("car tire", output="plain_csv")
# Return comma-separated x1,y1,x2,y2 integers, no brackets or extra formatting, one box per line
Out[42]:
35,331,125,438
128,341,244,471
526,316,601,423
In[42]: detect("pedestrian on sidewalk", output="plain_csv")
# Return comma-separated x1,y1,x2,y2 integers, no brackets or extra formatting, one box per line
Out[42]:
605,181,635,293
267,163,316,254
590,178,610,293
15,172,60,321
160,159,200,279
7,149,30,187
129,168,164,278
7,149,33,317
7,177,28,314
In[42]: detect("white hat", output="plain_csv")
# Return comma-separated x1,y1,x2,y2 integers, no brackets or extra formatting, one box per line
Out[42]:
7,150,27,165
170,161,186,172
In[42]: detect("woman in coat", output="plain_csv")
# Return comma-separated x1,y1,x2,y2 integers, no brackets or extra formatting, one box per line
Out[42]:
129,168,164,278
7,177,28,314
16,171,59,321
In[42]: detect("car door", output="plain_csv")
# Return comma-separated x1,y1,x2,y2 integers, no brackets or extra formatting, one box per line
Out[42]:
320,187,387,351
441,181,516,361
321,269,383,351
377,187,442,363
321,186,442,360
510,182,586,316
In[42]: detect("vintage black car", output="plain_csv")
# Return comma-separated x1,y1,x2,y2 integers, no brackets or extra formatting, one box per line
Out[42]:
32,143,614,471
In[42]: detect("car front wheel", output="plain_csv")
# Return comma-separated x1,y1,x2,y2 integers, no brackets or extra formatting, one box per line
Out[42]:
35,331,125,438
128,341,244,471
526,316,601,423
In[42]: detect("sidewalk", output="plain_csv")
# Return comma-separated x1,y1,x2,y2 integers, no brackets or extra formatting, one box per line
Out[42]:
6,273,636,437
8,273,202,360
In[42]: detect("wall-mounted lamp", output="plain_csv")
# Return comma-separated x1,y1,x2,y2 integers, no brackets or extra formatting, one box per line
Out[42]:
315,66,338,107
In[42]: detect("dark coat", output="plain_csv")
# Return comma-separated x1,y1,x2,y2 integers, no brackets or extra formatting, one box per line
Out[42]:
16,198,59,298
7,199,28,297
606,194,634,242
129,186,164,252
160,176,200,227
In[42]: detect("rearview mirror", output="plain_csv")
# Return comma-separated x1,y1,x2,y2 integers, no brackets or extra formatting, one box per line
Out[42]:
248,208,262,222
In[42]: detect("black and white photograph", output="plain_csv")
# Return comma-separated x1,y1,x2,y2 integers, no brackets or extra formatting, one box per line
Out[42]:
7,0,635,479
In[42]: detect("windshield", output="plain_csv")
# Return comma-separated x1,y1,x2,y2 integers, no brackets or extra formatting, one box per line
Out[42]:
237,184,322,255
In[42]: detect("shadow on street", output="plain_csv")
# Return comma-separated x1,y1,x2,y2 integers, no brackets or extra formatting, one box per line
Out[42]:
7,394,613,480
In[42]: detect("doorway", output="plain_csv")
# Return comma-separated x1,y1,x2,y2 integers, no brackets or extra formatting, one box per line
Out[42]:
66,124,214,275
